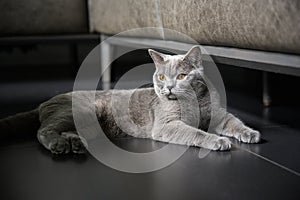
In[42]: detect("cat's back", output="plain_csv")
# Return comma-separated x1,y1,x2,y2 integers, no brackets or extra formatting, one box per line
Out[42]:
40,88,157,109
39,88,157,126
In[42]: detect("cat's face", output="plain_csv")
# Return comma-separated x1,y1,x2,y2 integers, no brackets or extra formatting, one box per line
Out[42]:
149,46,205,100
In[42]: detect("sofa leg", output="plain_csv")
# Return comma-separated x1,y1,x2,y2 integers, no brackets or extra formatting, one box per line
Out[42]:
262,72,271,107
100,35,113,90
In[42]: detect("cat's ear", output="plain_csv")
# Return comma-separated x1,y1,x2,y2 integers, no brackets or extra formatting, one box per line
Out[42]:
148,49,166,65
184,45,202,67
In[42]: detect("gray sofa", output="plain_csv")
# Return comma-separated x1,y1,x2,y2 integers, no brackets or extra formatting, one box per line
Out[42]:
90,0,300,54
1,0,299,54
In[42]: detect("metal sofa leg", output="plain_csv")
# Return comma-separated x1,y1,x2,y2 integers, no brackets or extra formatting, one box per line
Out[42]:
100,35,113,90
263,72,271,107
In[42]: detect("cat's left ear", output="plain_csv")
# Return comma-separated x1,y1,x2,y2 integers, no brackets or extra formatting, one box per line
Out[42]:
184,45,202,67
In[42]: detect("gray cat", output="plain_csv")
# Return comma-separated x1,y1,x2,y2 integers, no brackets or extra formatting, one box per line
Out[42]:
0,46,260,154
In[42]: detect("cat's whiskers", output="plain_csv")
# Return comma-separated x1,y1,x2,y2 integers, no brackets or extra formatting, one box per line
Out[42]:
174,89,197,99
196,80,206,86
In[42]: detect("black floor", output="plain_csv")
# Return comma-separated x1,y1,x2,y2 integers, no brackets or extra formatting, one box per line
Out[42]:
0,91,300,200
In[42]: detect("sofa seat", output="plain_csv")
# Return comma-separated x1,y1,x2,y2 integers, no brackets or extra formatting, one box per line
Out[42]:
90,0,300,54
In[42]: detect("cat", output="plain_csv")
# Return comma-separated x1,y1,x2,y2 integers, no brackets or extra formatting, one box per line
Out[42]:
0,46,260,154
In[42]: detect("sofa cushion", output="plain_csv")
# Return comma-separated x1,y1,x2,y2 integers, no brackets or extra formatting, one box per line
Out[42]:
161,0,300,54
90,0,161,38
0,0,88,36
90,0,300,54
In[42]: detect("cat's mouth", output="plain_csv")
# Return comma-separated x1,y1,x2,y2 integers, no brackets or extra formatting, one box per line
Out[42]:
167,94,177,100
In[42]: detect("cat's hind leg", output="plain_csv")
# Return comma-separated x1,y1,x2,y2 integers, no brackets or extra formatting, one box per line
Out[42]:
38,127,71,154
37,122,87,154
61,131,87,154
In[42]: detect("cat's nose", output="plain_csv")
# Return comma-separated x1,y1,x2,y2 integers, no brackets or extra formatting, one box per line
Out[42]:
166,86,173,91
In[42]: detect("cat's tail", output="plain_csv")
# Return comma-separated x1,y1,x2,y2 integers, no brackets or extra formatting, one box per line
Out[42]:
0,108,40,141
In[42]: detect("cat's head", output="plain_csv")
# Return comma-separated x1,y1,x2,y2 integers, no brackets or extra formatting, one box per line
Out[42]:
149,46,205,100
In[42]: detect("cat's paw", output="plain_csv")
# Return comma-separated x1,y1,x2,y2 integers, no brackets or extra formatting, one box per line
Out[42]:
240,129,261,143
212,137,232,151
49,137,71,154
70,136,88,154
201,135,232,151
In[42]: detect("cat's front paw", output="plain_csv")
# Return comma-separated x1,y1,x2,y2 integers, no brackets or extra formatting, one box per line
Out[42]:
199,134,231,151
212,137,232,151
240,129,261,143
49,137,71,154
201,135,231,151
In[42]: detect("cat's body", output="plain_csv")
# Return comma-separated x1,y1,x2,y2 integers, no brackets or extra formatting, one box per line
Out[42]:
0,46,260,154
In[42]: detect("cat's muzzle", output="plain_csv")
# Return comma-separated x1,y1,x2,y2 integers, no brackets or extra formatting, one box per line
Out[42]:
167,93,177,100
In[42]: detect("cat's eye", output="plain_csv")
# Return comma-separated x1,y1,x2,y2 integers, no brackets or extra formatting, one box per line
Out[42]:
177,74,187,80
159,74,166,81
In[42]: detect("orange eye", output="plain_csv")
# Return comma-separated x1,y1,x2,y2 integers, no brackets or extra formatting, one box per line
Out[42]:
159,75,166,81
178,74,187,80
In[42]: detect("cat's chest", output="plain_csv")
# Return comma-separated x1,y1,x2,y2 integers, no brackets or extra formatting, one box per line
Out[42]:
155,99,211,129
155,101,185,123
198,105,211,130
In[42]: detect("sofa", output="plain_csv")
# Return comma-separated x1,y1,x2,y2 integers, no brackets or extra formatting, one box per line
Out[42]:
1,0,299,54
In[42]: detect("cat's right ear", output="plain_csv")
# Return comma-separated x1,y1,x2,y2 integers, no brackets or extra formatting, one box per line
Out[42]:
148,49,165,66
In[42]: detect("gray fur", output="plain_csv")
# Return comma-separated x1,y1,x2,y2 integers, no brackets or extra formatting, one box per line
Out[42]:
0,46,260,154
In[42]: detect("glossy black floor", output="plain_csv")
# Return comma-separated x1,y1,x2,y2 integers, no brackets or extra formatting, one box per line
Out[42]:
1,45,300,199
0,89,300,200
